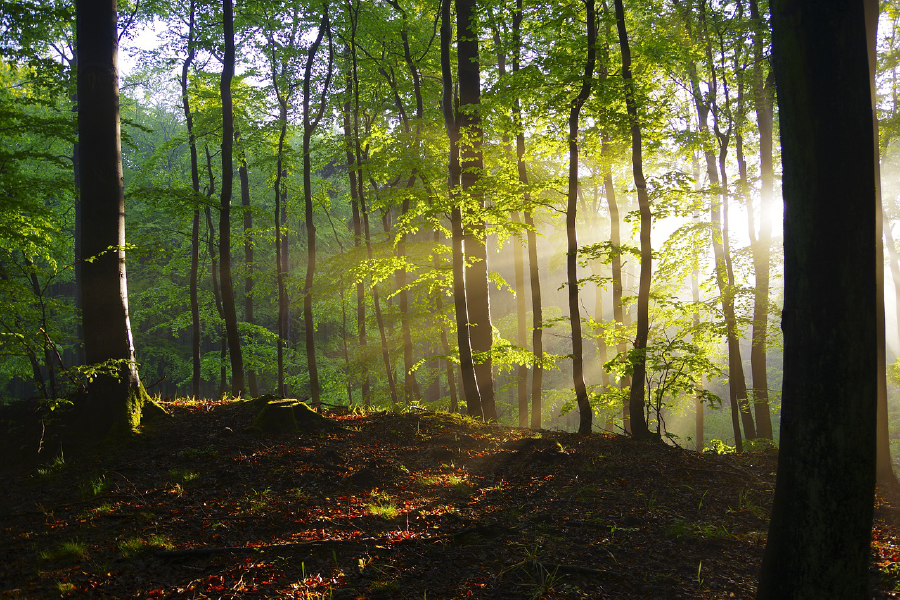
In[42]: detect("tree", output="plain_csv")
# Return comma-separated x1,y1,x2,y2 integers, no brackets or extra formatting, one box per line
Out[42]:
218,0,245,396
614,0,652,441
441,0,483,418
75,0,149,434
565,0,596,434
457,0,497,421
757,0,877,595
301,3,334,406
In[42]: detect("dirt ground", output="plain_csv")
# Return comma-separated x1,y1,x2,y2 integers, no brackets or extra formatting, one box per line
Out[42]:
1,398,898,598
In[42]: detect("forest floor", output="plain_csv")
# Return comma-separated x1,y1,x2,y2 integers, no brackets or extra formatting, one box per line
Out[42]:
1,398,899,599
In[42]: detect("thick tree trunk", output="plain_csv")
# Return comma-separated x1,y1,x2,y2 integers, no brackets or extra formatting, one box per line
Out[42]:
441,0,482,417
865,0,900,492
566,0,596,435
75,0,146,434
758,1,876,595
614,0,652,440
218,0,245,396
457,0,496,421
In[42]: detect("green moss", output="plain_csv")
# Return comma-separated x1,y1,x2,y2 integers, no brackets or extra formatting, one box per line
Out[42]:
248,400,338,434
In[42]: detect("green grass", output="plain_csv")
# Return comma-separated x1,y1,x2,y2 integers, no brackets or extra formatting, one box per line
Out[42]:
39,540,88,563
367,491,400,519
79,474,108,498
118,534,173,558
168,468,199,484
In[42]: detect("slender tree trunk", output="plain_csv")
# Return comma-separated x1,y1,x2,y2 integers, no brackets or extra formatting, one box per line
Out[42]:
301,5,333,405
434,231,460,412
566,0,596,435
758,1,876,595
219,0,245,396
179,0,201,400
512,0,543,428
204,146,227,397
274,102,289,396
602,132,629,432
389,0,422,405
75,0,145,434
342,35,370,406
614,0,652,440
236,135,257,397
513,212,529,427
675,0,746,449
747,0,775,440
442,0,482,417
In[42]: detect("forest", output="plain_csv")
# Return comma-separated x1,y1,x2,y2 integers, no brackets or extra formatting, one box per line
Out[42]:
1,0,899,597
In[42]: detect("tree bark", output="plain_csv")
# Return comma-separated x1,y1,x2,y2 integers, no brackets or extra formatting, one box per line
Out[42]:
566,0,596,434
236,134,257,397
75,0,147,435
442,0,483,417
864,0,900,492
218,0,245,396
512,0,542,429
457,0,496,421
747,0,775,440
758,0,876,595
179,0,201,400
613,0,652,440
301,4,333,405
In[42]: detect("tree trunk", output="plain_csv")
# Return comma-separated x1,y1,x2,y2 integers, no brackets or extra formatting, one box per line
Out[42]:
343,38,369,406
614,0,652,440
301,5,332,405
758,1,876,595
219,0,245,396
566,0,596,435
75,0,146,435
274,100,289,396
512,0,543,429
747,0,775,440
179,0,201,400
457,0,496,421
236,135,257,397
864,0,900,492
441,0,482,417
602,132,629,433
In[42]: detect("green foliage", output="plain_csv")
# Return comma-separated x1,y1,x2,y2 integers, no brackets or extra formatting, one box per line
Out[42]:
118,534,173,558
39,540,88,563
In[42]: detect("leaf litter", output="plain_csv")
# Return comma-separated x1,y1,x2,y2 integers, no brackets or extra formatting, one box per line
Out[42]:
1,397,898,598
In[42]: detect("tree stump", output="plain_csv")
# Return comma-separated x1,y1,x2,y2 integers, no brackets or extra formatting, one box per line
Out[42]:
248,399,337,434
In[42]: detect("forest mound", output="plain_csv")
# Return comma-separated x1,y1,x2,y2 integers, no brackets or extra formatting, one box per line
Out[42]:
0,398,898,599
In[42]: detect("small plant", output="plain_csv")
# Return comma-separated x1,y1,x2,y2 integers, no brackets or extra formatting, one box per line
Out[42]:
80,474,108,498
40,540,88,563
118,534,173,558
56,581,76,594
239,487,274,513
37,452,66,477
703,439,736,455
83,502,116,519
168,468,199,484
367,490,399,519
